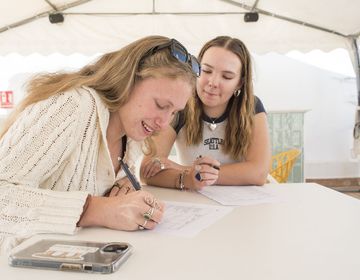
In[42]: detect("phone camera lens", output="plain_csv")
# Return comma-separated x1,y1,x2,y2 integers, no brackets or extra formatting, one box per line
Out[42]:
102,244,128,253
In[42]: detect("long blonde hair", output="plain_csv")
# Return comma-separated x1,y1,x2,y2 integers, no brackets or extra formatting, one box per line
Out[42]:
0,36,196,141
184,36,255,160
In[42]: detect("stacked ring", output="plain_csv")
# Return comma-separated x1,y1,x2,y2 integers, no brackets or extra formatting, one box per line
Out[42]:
138,220,147,230
145,196,154,206
123,185,131,194
144,196,162,210
143,207,155,220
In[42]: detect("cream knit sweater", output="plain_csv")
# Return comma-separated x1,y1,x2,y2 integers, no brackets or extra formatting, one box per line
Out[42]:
0,86,143,252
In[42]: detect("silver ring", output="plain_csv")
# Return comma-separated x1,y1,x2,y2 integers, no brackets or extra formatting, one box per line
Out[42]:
145,197,161,210
143,207,155,220
144,196,154,206
138,220,147,230
153,199,160,210
152,157,165,170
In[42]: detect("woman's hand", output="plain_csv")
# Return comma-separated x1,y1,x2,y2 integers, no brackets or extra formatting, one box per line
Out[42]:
141,156,181,179
185,156,220,191
78,191,165,231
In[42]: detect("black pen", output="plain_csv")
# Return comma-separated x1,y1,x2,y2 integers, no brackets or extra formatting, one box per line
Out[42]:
118,157,142,191
196,155,220,170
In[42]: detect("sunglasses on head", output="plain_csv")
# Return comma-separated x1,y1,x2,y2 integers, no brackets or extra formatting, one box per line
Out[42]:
142,38,201,77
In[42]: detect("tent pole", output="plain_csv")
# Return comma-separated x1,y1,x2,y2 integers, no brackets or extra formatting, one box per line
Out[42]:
350,37,360,158
351,38,360,106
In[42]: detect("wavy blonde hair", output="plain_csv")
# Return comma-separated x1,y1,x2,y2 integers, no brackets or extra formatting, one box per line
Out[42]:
184,36,255,160
0,36,197,148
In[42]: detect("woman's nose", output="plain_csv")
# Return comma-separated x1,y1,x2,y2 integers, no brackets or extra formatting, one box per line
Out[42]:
208,75,219,88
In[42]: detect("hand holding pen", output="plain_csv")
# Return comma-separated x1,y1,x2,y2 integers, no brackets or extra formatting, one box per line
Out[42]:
104,158,141,197
187,155,220,190
118,157,142,191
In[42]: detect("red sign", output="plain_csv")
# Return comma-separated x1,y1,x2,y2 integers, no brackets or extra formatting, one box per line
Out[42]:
0,91,14,108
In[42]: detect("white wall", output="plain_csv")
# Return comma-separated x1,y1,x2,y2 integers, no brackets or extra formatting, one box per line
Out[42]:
253,53,358,178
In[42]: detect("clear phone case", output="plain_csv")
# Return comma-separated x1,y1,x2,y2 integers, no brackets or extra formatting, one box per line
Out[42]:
9,239,133,274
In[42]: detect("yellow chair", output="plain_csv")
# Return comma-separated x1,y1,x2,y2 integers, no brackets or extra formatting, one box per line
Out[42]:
269,149,301,183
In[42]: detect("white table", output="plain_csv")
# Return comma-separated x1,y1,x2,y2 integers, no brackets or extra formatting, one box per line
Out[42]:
2,183,360,280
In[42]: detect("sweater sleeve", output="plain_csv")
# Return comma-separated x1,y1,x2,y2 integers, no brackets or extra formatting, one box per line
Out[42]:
0,91,90,241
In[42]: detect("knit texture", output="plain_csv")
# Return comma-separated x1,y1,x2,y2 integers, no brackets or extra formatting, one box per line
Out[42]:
0,87,143,252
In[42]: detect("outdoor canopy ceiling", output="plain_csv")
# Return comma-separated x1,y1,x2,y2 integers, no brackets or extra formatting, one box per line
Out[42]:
0,0,359,55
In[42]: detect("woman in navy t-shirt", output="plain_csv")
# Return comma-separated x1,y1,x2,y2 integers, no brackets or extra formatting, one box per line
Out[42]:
141,36,271,190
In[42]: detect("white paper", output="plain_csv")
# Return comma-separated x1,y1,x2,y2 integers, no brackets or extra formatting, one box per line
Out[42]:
198,185,283,206
153,201,233,237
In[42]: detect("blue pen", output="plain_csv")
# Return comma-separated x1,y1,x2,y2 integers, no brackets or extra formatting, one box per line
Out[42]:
118,157,142,191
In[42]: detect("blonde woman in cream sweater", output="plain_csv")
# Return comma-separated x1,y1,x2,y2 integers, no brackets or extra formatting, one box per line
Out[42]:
0,36,199,251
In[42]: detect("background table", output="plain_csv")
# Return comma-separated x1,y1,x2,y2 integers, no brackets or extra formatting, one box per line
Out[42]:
2,183,360,280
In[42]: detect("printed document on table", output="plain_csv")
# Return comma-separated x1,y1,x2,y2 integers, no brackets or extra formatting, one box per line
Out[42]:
153,201,233,237
198,185,283,206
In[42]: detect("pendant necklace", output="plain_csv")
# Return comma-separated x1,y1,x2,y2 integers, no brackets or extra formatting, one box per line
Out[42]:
208,117,219,131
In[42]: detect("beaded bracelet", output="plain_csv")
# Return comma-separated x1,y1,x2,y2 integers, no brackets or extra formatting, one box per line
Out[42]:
178,169,189,191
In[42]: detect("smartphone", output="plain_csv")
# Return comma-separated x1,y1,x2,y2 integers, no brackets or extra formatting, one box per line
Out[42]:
8,239,133,274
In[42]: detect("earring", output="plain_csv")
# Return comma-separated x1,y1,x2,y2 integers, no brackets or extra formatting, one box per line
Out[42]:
234,89,241,97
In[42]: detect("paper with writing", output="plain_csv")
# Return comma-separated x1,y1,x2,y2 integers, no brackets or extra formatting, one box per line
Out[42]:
153,201,233,237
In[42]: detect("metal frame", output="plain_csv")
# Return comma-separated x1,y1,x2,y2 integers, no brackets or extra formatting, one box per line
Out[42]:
1,0,357,39
0,0,92,33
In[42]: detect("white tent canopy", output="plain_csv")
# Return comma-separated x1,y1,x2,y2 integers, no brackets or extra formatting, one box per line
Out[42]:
1,0,358,115
0,0,359,55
